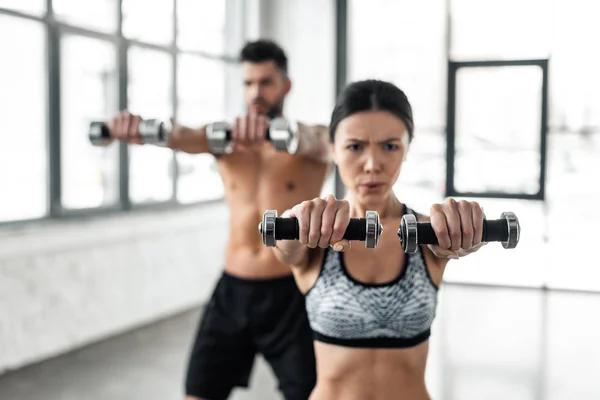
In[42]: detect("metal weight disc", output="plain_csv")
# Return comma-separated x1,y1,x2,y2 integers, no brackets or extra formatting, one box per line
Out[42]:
365,210,382,248
138,119,165,144
399,214,418,253
206,122,231,155
259,210,277,247
89,121,111,146
500,211,520,249
269,118,299,154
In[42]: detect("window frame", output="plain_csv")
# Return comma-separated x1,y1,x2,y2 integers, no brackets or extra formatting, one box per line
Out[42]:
445,59,549,201
0,0,239,227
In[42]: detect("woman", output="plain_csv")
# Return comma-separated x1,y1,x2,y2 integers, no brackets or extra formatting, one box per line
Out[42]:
272,79,486,400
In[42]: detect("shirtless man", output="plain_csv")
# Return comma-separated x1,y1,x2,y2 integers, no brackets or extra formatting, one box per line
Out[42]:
106,40,331,400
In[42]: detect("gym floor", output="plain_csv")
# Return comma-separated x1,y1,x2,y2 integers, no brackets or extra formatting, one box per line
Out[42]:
1,284,599,400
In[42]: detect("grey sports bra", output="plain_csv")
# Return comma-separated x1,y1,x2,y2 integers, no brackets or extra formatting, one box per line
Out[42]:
304,207,439,348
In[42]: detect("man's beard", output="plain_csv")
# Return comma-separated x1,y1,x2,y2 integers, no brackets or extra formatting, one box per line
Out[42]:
249,97,284,119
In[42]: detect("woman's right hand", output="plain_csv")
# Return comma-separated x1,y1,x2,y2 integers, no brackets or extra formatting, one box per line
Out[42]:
284,195,351,252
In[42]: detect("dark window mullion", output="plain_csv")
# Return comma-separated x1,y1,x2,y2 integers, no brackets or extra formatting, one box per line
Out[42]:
47,0,62,217
171,0,179,204
117,0,131,210
334,0,348,199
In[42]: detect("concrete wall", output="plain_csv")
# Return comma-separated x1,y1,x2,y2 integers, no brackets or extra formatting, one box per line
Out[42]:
0,0,337,374
0,203,228,373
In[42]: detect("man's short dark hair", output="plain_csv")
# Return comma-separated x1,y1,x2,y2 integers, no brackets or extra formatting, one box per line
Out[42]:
239,39,288,75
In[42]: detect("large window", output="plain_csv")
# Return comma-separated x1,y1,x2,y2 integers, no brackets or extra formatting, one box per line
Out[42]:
60,34,119,210
122,0,174,46
347,0,600,291
127,46,174,204
0,15,47,223
0,0,236,224
348,0,448,213
176,54,227,204
0,0,46,16
53,0,119,33
177,0,226,55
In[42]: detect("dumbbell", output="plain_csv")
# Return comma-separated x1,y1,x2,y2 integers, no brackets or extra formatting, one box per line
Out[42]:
89,119,171,146
258,210,383,249
206,117,299,155
397,212,520,253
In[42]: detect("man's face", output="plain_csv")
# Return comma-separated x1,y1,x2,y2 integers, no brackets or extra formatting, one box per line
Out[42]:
242,60,291,116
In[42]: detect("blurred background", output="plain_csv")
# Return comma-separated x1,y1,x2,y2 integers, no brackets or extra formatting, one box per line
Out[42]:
0,0,599,399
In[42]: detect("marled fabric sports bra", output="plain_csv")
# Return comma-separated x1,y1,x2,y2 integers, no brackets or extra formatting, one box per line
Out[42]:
304,207,439,348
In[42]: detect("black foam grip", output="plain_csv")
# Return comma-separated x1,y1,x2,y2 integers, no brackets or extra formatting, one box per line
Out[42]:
415,219,509,245
224,127,271,141
274,218,367,241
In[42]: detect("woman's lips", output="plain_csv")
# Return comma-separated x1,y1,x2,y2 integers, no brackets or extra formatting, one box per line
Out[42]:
359,182,385,193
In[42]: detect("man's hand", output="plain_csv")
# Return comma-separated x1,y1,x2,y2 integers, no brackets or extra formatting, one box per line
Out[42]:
107,111,143,144
231,112,270,151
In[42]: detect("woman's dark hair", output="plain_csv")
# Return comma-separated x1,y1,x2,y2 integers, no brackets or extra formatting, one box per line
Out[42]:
329,79,414,142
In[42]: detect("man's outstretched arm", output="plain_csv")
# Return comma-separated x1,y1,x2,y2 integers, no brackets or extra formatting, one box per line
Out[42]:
295,123,332,164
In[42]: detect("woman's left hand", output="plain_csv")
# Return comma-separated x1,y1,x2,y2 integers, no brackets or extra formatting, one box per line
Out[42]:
428,198,487,259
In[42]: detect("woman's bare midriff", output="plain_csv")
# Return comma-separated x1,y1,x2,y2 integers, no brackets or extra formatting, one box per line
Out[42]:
309,341,431,400
217,146,329,279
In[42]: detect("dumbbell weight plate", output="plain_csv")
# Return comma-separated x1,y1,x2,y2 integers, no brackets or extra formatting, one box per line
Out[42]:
259,210,277,248
365,210,381,249
269,118,299,154
138,119,171,145
89,122,112,146
206,122,233,155
500,211,520,249
398,214,418,253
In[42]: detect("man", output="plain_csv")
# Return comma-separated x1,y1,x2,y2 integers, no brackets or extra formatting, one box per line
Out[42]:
107,40,331,400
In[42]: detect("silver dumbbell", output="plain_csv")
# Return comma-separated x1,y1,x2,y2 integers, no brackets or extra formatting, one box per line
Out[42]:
206,117,299,155
89,119,171,146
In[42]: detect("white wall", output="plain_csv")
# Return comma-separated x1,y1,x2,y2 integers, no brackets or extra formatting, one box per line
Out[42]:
0,203,228,374
254,0,337,126
0,0,338,375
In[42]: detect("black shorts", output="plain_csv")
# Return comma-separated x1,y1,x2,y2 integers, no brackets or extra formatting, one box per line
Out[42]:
185,271,316,400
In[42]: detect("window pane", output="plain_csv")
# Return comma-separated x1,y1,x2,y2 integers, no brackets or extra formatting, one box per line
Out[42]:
0,16,47,222
177,0,226,54
54,0,118,33
177,54,226,125
176,54,226,203
454,66,543,195
450,0,551,60
393,129,446,212
61,35,119,210
128,46,174,204
549,0,600,131
348,0,447,130
122,0,174,46
0,0,45,15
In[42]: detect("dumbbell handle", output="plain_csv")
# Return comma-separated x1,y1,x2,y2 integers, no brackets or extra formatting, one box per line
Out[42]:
273,218,369,241
89,120,170,146
415,219,509,245
222,127,272,141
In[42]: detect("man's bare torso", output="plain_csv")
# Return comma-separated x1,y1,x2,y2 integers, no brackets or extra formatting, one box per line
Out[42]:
216,143,330,279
